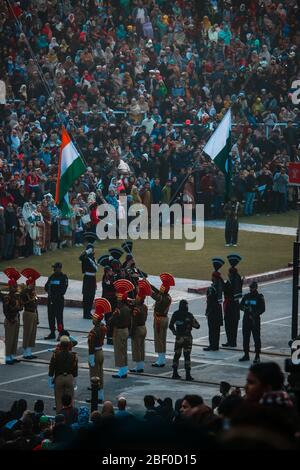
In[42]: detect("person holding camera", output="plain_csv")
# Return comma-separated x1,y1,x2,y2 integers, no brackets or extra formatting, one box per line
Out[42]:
239,281,265,364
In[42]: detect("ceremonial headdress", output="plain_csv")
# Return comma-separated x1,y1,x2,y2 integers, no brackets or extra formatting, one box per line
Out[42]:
227,254,242,268
21,268,41,286
4,267,21,287
83,232,98,244
137,279,152,301
108,247,123,260
93,298,112,322
159,272,175,294
113,279,135,301
98,254,110,267
212,257,225,272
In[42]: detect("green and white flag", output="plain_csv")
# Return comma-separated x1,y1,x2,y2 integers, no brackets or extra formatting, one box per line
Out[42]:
203,109,232,199
55,126,86,215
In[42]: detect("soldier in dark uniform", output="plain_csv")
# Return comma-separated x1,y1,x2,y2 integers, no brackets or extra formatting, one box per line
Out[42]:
224,197,242,247
129,279,151,373
151,273,175,367
48,335,78,413
79,243,98,319
204,258,224,352
222,254,243,348
88,298,110,403
44,262,68,339
101,265,116,345
169,299,200,381
20,268,40,359
239,281,265,364
2,268,22,365
109,279,134,378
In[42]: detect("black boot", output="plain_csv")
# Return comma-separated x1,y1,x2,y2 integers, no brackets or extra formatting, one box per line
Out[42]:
239,354,250,362
253,353,260,364
185,369,194,381
172,365,181,380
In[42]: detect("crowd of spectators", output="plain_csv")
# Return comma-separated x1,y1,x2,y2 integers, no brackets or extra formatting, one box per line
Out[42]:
0,362,300,450
0,0,300,260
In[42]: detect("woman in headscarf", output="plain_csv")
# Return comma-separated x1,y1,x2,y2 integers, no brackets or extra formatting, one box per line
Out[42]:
22,201,36,257
129,98,142,124
33,204,45,255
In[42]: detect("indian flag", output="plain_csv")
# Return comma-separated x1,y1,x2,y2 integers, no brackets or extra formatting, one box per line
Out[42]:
55,126,86,214
203,109,232,199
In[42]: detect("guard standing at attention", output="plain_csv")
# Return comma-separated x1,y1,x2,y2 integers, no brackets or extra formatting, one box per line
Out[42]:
204,258,224,352
80,243,98,319
44,262,68,339
99,255,117,345
224,197,241,247
222,254,243,348
239,281,265,364
151,273,175,367
87,298,110,403
169,299,200,381
2,268,22,365
20,268,40,359
129,279,151,373
48,335,78,413
109,279,134,378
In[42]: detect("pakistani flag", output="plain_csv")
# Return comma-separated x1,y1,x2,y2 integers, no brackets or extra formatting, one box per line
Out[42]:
55,126,86,214
203,109,232,200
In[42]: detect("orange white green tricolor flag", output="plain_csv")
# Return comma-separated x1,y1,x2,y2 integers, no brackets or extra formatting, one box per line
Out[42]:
55,126,86,214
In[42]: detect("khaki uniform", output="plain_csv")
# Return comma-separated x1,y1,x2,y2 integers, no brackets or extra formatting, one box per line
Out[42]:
109,302,131,367
88,324,106,389
49,350,78,413
131,303,148,362
3,292,22,356
151,288,172,353
21,288,38,348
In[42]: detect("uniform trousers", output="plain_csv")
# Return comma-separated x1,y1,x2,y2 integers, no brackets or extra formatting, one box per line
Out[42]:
207,315,221,350
82,276,96,319
54,374,74,413
242,314,261,354
225,218,239,245
153,315,169,353
23,311,38,348
224,301,240,346
131,325,147,362
89,350,104,389
113,328,129,367
4,318,20,356
173,335,193,370
48,296,64,333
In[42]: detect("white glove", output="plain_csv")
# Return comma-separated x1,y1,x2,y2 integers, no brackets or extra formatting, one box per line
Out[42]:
89,354,95,368
73,378,78,391
100,319,106,326
86,248,93,255
48,377,54,389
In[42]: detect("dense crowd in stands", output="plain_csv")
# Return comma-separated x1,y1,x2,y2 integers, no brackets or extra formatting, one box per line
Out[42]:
0,362,300,449
0,0,300,260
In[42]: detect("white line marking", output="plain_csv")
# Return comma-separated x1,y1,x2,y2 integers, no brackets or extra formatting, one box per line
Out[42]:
0,372,48,386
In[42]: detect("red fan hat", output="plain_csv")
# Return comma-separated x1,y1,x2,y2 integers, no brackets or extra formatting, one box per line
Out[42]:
4,268,21,287
137,279,152,300
159,273,175,293
113,279,135,301
21,268,41,286
93,298,112,322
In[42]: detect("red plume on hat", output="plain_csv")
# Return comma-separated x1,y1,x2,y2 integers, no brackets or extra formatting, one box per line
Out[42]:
21,268,41,286
137,279,152,300
159,273,175,293
93,298,111,322
113,279,134,301
4,267,21,287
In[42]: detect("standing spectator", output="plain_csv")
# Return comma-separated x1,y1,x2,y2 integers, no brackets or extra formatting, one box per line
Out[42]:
3,202,17,260
273,167,289,213
244,170,257,216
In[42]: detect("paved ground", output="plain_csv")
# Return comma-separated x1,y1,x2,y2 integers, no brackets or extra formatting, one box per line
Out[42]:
0,278,296,416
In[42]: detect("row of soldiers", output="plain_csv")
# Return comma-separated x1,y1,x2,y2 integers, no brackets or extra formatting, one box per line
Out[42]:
205,254,265,363
48,271,201,412
1,267,41,364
